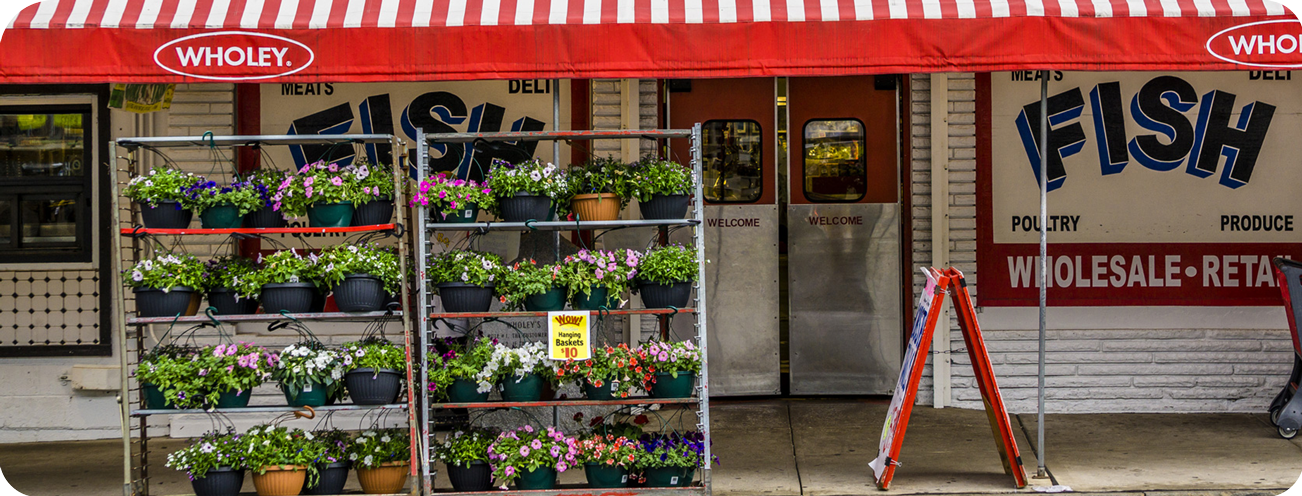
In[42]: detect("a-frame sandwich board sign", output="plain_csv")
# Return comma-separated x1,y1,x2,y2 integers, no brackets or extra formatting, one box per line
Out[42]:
869,267,1028,490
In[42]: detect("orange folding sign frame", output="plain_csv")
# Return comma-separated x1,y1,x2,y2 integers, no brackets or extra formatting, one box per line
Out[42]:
869,267,1028,490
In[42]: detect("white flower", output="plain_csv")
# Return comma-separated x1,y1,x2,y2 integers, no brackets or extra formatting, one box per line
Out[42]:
364,455,374,465
380,435,391,442
530,171,542,181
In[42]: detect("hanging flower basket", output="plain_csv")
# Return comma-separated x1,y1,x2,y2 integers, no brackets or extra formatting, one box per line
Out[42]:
251,465,307,496
190,467,245,496
638,193,691,220
301,461,349,495
571,193,623,221
133,286,198,318
352,197,394,226
306,201,354,228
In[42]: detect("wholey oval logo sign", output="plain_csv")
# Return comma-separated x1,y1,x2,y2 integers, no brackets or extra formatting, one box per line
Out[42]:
154,32,314,81
1207,20,1302,69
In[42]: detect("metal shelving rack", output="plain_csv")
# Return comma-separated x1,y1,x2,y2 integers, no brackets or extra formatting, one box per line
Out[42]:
110,134,420,496
413,126,711,496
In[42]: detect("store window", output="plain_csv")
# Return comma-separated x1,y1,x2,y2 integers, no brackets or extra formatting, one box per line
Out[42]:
702,120,763,203
0,106,92,263
802,119,867,203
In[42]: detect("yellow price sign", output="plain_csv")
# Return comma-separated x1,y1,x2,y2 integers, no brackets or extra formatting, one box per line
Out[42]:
548,311,591,361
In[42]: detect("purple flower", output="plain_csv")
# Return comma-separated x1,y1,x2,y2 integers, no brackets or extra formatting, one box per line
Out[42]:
519,446,531,457
330,176,343,187
530,439,543,449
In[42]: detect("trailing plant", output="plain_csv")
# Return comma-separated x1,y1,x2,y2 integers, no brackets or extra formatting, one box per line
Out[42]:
166,431,247,480
428,250,503,287
197,342,278,406
124,167,203,208
428,337,500,396
434,427,498,468
134,346,200,406
637,244,698,284
557,343,642,398
311,428,353,465
346,428,410,469
184,179,264,215
569,157,633,207
203,256,261,299
626,158,695,202
273,342,345,400
271,160,363,218
487,341,556,384
246,249,320,288
316,243,402,294
557,249,640,302
635,340,701,392
486,426,579,488
576,433,639,469
573,412,648,440
341,338,407,374
411,172,496,220
496,259,562,309
350,159,396,203
123,252,206,290
486,158,572,213
244,168,292,209
633,431,716,469
241,425,325,487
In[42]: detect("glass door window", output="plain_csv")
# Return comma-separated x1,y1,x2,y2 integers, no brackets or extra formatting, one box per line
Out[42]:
802,119,867,202
702,120,764,203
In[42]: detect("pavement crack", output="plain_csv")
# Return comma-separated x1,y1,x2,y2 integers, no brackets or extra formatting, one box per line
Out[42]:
788,402,805,496
1015,413,1059,486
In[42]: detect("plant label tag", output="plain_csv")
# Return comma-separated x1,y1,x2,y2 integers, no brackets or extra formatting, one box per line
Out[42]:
622,475,628,483
464,209,473,218
302,383,313,392
548,311,592,361
671,476,679,484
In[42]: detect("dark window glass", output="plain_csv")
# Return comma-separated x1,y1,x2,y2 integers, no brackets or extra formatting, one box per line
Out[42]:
0,106,92,263
0,113,87,178
0,199,11,245
702,120,763,203
21,197,78,246
802,119,867,203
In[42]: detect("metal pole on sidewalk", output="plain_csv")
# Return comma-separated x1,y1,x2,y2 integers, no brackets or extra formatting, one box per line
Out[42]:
1037,70,1049,479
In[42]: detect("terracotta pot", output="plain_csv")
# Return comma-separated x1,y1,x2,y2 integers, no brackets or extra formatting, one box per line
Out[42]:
252,465,308,496
357,462,409,494
571,193,622,221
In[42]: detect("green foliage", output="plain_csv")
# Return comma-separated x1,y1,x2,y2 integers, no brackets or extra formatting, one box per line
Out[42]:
486,426,580,486
350,160,396,204
241,425,324,487
203,256,261,299
272,342,345,400
496,259,561,309
411,172,496,220
135,346,199,408
626,158,695,202
434,428,497,468
557,249,641,302
346,428,410,469
487,341,556,384
486,158,572,215
124,167,203,208
246,249,320,288
341,338,407,374
569,157,633,208
637,245,698,284
244,168,292,208
123,252,206,290
186,179,264,215
136,342,276,409
311,429,352,465
271,160,363,218
166,431,246,479
428,250,503,287
316,243,402,294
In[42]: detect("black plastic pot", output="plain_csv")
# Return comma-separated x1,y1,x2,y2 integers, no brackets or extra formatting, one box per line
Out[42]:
447,461,494,492
499,193,552,222
207,288,258,315
333,274,385,312
139,200,193,229
133,286,198,318
302,461,350,495
260,282,316,314
639,193,691,220
437,282,494,312
310,288,327,313
352,197,394,226
191,467,244,496
244,205,288,229
639,281,693,309
345,368,402,405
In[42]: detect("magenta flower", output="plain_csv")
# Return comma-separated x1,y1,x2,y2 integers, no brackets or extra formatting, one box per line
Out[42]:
328,163,339,172
330,176,343,187
305,186,314,198
519,446,531,457
530,439,543,449
304,176,315,187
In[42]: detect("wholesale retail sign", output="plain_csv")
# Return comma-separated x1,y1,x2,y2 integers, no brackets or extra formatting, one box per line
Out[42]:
548,311,591,360
980,71,1302,306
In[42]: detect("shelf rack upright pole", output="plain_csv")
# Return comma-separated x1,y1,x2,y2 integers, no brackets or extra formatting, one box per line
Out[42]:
689,123,712,494
415,127,434,495
112,144,133,496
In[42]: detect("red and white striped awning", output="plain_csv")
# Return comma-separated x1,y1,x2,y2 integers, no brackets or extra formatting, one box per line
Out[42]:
0,0,1298,82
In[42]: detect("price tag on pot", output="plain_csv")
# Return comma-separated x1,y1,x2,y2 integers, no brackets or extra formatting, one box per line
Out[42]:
548,311,591,361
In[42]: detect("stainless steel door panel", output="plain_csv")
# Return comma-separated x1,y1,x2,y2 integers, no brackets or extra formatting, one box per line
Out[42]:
788,203,902,395
705,204,781,396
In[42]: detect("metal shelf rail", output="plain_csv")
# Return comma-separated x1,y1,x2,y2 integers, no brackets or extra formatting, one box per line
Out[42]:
110,134,419,496
414,126,710,495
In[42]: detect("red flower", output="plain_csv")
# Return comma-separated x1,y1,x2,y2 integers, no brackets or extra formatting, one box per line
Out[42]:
634,415,649,425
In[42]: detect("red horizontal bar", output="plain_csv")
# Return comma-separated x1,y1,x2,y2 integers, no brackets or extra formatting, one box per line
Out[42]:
119,224,396,235
429,308,695,319
428,398,697,409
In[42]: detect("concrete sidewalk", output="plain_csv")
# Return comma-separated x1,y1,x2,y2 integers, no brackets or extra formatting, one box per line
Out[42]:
2,399,1300,495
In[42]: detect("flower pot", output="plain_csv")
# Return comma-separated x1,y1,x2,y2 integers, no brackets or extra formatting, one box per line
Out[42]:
499,193,552,222
353,197,394,226
252,465,307,496
191,467,245,496
215,389,251,408
513,466,556,490
306,201,354,228
643,466,695,487
571,285,612,310
523,287,566,311
207,288,258,315
302,461,349,495
650,371,697,399
639,281,693,309
447,378,490,403
584,463,630,488
499,373,544,401
245,206,288,229
141,382,175,410
281,381,329,407
571,193,623,222
433,202,479,223
133,286,198,318
639,193,691,220
356,462,409,494
333,274,386,312
583,378,617,400
344,368,402,405
139,200,193,229
446,461,493,492
260,282,316,314
437,282,494,312
309,288,327,313
199,202,243,229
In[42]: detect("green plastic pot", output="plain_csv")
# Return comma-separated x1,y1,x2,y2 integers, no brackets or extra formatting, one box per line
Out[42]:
584,463,630,488
141,382,175,410
513,467,557,490
306,201,354,228
583,378,617,400
435,202,479,223
523,288,566,311
650,371,697,399
281,381,329,407
215,389,252,409
499,373,544,401
447,378,490,403
643,466,695,487
199,202,243,229
571,286,612,310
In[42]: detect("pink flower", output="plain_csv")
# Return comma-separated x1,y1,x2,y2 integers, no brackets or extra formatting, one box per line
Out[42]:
328,163,339,172
419,183,431,193
530,439,543,449
504,466,515,477
304,176,315,187
272,202,281,211
299,164,310,174
330,176,343,187
595,269,605,279
305,186,314,198
519,446,531,457
438,191,447,199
